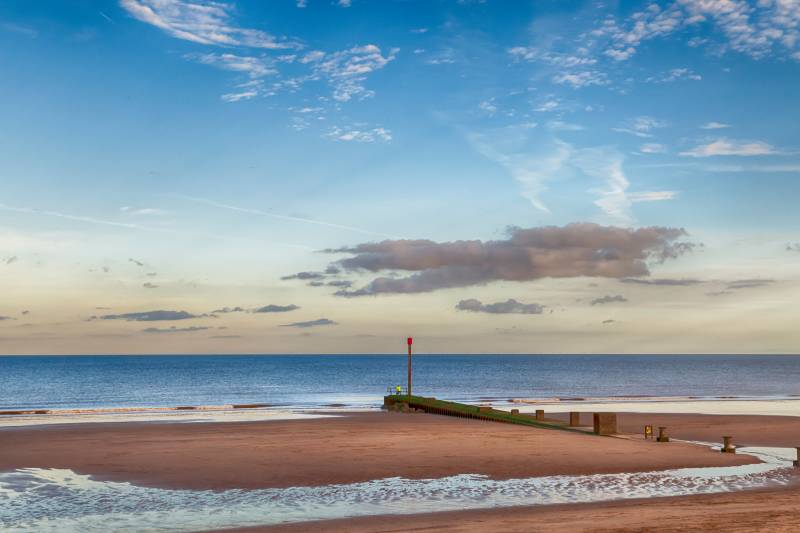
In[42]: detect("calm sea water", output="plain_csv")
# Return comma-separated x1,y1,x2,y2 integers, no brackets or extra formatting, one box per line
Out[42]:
2,355,800,411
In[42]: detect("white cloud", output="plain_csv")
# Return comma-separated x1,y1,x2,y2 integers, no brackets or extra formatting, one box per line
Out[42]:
296,0,307,7
552,70,608,88
592,0,800,62
640,143,667,154
410,28,428,34
546,120,584,131
337,0,352,6
627,191,678,202
325,126,392,143
120,207,168,216
680,139,778,157
120,0,298,49
478,99,497,115
305,45,398,101
123,2,398,106
192,53,276,78
613,116,667,138
508,46,597,68
534,99,561,112
700,121,731,130
646,67,702,83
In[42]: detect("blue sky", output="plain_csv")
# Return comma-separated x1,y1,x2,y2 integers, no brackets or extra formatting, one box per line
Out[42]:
1,0,799,354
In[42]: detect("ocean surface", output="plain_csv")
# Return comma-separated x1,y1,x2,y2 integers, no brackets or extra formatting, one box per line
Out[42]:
2,354,800,411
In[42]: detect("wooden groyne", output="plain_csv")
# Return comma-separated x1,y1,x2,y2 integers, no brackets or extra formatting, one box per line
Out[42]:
384,395,580,432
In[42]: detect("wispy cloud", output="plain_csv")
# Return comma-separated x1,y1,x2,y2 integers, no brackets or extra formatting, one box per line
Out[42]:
467,132,570,213
680,139,778,157
646,68,701,83
639,143,667,154
325,125,392,143
552,70,608,88
591,1,800,62
1,22,38,38
120,0,298,49
546,120,584,131
700,121,731,130
612,116,667,138
574,147,676,224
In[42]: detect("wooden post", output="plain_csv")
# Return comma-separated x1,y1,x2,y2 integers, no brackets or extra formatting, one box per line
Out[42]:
721,436,736,453
511,408,520,415
535,409,545,420
794,447,800,467
644,425,653,440
657,426,669,442
569,412,580,426
593,413,617,435
407,337,413,396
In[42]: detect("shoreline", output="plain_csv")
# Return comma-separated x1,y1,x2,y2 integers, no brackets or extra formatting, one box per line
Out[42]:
4,394,800,429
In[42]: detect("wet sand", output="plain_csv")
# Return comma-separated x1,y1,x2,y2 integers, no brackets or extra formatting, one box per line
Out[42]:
0,411,757,490
3,410,799,532
222,486,800,533
210,411,800,533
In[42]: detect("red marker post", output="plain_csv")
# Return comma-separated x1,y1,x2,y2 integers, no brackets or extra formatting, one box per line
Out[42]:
407,337,413,397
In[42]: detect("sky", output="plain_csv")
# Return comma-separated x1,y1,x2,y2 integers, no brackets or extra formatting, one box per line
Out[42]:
1,0,799,355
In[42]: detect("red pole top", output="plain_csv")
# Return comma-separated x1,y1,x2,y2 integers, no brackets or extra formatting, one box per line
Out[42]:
407,337,413,345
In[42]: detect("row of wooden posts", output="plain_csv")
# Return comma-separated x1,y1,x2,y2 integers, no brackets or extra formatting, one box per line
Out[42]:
524,410,800,465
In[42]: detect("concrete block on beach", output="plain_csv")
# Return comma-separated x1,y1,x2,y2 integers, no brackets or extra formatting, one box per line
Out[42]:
593,412,617,435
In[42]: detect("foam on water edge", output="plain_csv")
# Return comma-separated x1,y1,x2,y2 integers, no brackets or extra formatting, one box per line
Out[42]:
0,445,795,532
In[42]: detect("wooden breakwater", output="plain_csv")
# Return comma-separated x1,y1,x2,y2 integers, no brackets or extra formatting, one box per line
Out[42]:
384,395,580,432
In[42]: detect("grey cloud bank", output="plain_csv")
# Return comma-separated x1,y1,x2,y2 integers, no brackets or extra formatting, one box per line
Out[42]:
321,223,693,296
96,310,200,321
591,294,628,305
456,299,545,315
281,318,337,328
254,304,300,313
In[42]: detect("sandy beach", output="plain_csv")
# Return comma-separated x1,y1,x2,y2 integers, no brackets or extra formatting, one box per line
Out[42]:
2,409,799,531
0,411,758,490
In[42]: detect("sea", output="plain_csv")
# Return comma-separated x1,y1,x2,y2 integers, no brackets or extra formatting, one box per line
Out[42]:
2,354,800,411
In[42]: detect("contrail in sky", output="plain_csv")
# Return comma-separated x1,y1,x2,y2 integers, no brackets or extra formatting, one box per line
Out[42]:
176,195,399,239
0,203,162,232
